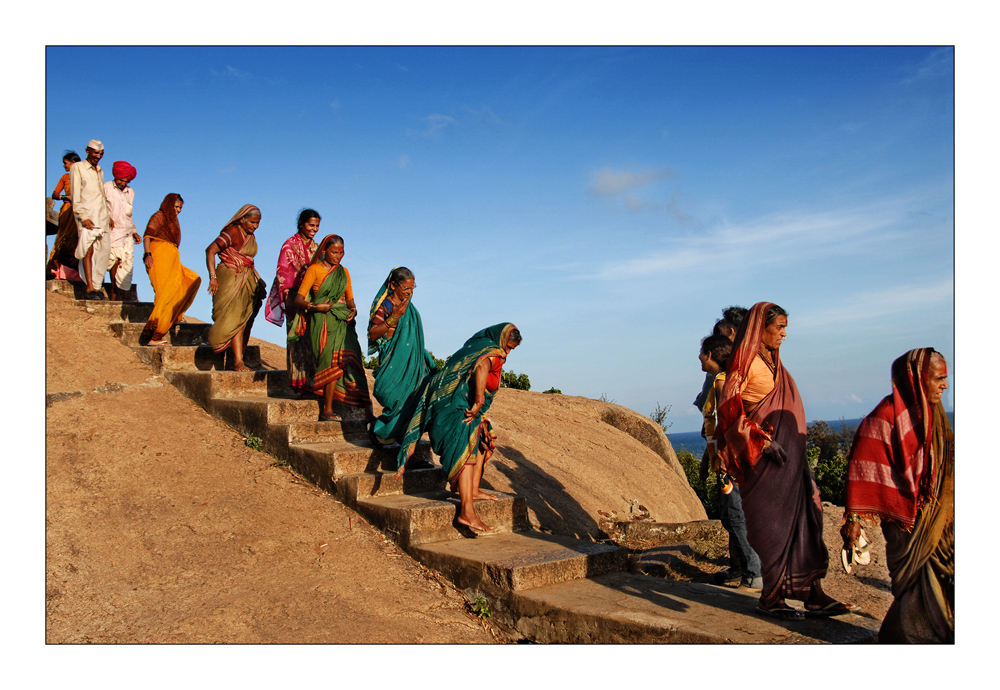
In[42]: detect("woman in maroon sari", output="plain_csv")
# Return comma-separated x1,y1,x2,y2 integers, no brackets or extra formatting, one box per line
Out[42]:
264,209,321,393
715,302,857,620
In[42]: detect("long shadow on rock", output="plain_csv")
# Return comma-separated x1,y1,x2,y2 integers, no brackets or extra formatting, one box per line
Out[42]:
489,445,602,541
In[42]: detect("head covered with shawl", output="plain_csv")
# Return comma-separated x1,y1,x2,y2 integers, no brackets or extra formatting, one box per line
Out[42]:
396,322,520,476
311,234,345,264
845,348,951,527
144,192,184,246
222,204,261,232
714,302,793,485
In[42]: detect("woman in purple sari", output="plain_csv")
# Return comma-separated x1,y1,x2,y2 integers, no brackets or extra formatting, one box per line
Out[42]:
264,209,321,393
715,302,858,620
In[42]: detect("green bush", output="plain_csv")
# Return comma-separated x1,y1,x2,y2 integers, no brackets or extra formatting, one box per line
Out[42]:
363,355,380,370
542,387,561,394
649,403,672,433
501,371,531,391
676,449,720,519
806,419,855,504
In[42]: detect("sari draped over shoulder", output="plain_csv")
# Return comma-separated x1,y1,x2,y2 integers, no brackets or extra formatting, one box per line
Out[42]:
367,270,438,444
290,264,371,407
715,302,828,601
265,232,319,392
846,348,954,643
49,175,80,276
208,215,266,353
396,323,515,483
140,194,201,343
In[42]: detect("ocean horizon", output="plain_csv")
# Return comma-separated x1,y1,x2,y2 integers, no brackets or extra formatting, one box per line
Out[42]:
668,412,955,457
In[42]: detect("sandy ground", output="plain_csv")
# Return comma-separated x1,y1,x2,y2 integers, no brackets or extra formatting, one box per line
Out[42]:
45,290,494,644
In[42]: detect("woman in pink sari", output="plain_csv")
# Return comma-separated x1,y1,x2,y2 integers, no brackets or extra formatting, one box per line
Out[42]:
264,209,321,393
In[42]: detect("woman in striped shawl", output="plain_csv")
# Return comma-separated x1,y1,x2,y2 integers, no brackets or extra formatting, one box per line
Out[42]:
842,348,953,643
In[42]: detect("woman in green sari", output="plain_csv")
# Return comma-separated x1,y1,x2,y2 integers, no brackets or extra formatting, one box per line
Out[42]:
397,323,522,533
367,267,437,446
292,234,375,424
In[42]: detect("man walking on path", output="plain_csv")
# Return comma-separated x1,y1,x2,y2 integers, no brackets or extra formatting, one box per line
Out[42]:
104,160,141,301
71,139,113,300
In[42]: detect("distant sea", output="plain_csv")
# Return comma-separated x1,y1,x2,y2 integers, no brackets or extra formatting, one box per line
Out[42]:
668,412,954,457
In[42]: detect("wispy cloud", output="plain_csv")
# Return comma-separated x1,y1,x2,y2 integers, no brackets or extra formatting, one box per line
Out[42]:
395,155,412,170
330,100,341,113
462,105,502,125
794,279,953,329
595,200,919,281
588,166,674,197
419,113,458,140
210,65,252,81
901,48,953,85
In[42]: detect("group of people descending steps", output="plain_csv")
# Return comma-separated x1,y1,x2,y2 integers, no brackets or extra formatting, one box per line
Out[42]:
263,209,522,535
696,303,953,642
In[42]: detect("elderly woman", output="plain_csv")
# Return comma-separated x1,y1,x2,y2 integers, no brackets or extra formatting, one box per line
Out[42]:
715,302,856,620
397,323,522,534
206,204,267,371
48,151,83,281
367,266,437,446
291,234,375,423
842,348,953,642
140,194,201,346
264,209,321,393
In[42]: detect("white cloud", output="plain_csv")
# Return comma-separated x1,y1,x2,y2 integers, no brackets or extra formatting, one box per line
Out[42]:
210,65,251,81
330,100,341,113
420,113,457,139
587,166,674,197
901,48,953,85
794,279,954,329
395,155,412,169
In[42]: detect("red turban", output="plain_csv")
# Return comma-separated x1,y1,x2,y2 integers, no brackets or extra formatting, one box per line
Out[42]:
112,160,137,182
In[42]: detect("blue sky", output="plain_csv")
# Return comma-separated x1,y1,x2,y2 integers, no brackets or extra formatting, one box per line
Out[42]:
43,46,954,432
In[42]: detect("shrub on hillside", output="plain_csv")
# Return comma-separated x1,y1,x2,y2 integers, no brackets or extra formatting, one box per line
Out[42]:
677,449,719,519
806,419,856,504
501,371,531,391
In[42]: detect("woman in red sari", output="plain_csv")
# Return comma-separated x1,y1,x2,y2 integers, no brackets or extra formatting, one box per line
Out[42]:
715,302,857,620
264,209,321,393
206,204,267,371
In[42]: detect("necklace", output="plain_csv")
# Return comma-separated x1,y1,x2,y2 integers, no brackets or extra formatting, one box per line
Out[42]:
757,346,777,375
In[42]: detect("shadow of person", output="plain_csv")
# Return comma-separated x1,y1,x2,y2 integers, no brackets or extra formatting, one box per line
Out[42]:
488,445,603,541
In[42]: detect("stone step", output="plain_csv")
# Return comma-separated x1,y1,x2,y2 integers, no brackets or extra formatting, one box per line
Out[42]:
337,465,446,506
284,440,434,492
164,369,294,408
410,531,627,596
355,490,530,549
48,278,134,301
111,321,211,346
131,344,261,373
496,573,880,644
73,299,154,322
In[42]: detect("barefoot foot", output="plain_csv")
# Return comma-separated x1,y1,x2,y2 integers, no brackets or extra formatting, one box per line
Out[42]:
456,516,493,533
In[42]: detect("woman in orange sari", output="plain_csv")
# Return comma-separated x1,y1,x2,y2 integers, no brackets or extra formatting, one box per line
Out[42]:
291,234,374,423
48,151,83,281
206,204,267,371
140,193,201,346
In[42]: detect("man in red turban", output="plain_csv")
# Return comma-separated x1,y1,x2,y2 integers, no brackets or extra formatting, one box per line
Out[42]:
104,160,141,301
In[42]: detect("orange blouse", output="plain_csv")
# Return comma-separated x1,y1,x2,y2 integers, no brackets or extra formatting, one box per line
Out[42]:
297,264,353,302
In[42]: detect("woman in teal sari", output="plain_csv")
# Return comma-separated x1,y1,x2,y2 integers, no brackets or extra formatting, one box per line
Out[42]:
291,234,375,424
367,267,437,446
397,323,522,533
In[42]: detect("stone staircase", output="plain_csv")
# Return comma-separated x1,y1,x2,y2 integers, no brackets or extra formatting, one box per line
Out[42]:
48,279,883,643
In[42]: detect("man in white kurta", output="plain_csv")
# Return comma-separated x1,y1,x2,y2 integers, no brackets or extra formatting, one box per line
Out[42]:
71,139,112,300
104,160,141,301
